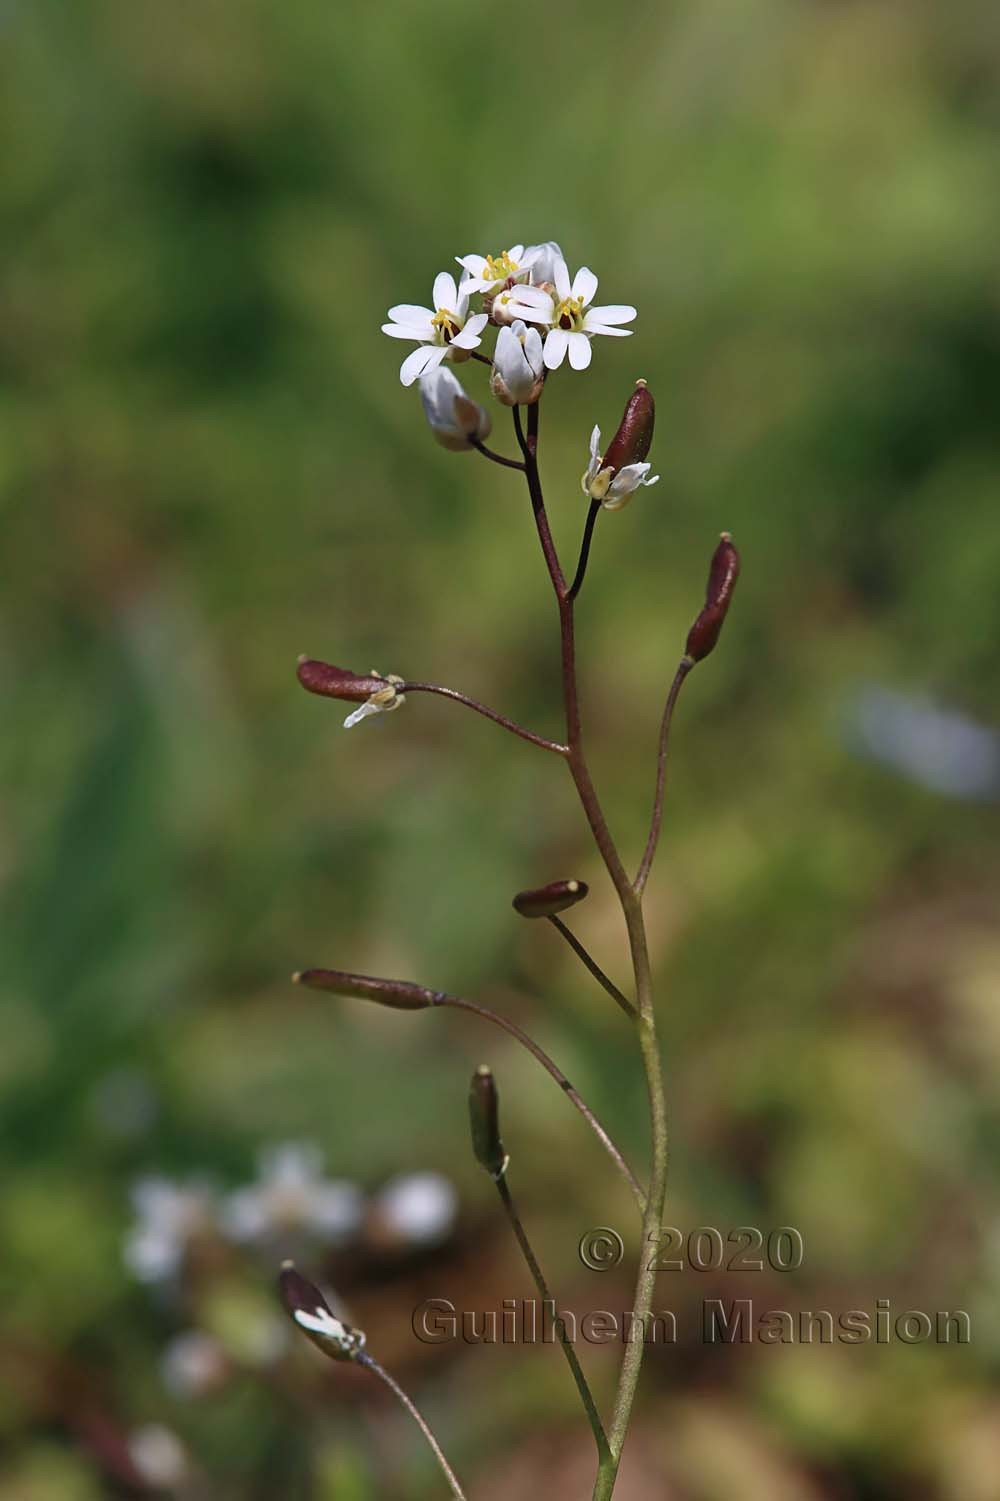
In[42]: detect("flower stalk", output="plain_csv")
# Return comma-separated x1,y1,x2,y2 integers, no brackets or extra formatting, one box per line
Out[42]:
286,240,741,1497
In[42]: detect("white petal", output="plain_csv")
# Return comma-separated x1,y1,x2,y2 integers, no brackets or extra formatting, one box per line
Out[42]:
543,329,569,369
585,304,636,326
549,256,571,300
382,322,428,342
643,474,660,486
344,700,384,728
463,312,489,337
572,267,598,305
432,272,458,312
450,327,482,351
455,255,488,276
567,332,592,370
585,324,632,338
523,325,544,373
589,426,602,461
387,304,435,326
509,245,526,261
399,345,439,387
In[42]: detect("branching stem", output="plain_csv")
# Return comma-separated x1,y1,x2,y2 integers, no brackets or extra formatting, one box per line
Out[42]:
546,915,636,1019
495,1173,610,1464
433,993,644,1212
514,404,671,1501
398,680,568,756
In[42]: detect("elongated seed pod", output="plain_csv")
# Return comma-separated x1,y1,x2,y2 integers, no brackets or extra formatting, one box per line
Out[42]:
601,380,655,474
512,879,589,919
297,658,389,702
469,1065,507,1179
293,968,440,1010
685,533,741,663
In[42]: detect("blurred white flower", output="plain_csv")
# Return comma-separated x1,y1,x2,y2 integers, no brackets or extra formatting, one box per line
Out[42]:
382,273,489,386
418,366,492,452
504,254,635,371
456,244,537,295
161,1330,229,1399
124,1177,217,1284
491,320,545,406
128,1425,189,1489
222,1142,364,1245
847,684,1000,800
581,424,659,510
343,672,406,729
371,1171,458,1247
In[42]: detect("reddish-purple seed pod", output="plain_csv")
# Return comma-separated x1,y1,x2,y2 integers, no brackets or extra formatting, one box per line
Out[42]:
685,533,741,663
601,380,655,475
512,879,589,919
293,968,439,1010
297,658,389,703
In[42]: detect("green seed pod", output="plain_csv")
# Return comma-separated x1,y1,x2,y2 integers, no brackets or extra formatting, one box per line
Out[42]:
468,1065,507,1179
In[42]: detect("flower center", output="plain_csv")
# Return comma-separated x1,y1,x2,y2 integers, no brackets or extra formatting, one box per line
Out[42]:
431,309,461,344
484,251,518,283
555,296,585,331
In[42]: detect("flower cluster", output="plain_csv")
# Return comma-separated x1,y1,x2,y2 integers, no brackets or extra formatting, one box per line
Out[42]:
123,1143,458,1286
383,241,636,389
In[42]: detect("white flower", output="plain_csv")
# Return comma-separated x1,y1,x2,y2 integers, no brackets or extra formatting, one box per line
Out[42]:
343,671,405,729
128,1426,189,1489
161,1331,229,1399
382,272,489,387
124,1176,218,1284
371,1171,458,1247
418,365,491,452
455,243,538,295
523,240,564,286
582,425,659,511
222,1142,364,1244
504,254,636,371
491,319,544,405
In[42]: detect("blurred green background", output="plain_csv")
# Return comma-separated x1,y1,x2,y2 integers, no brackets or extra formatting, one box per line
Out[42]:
3,0,1000,1496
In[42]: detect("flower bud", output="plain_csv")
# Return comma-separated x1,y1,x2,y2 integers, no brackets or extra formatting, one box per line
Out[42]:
685,533,741,663
278,1261,365,1362
468,1065,507,1180
293,968,441,1010
419,366,491,451
512,879,589,919
491,320,545,406
297,659,390,703
602,380,655,475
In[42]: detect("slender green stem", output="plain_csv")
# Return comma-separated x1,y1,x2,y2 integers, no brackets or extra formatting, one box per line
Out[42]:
495,1174,611,1465
356,1350,467,1499
634,658,693,894
546,915,637,1020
